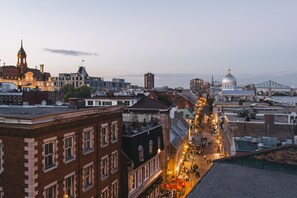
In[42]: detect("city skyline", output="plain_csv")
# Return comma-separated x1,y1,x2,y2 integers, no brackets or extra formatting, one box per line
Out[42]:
1,1,297,88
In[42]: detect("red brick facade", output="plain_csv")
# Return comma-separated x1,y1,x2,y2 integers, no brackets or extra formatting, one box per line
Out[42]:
0,106,123,197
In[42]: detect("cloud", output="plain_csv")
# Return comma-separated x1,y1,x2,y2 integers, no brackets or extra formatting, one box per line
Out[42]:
44,48,98,56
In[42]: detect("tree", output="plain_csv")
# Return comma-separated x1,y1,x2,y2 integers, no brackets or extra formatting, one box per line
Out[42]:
61,84,91,102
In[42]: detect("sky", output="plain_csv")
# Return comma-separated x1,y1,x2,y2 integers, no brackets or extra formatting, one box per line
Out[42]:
1,0,297,88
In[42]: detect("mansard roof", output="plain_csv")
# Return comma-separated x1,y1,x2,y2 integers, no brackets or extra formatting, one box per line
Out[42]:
127,95,170,111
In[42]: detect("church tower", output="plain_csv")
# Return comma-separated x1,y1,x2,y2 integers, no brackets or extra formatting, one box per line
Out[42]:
17,40,27,74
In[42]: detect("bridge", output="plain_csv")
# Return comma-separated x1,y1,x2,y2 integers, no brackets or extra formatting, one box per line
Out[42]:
254,80,295,96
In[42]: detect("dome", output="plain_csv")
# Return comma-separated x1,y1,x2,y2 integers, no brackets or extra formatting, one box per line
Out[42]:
222,69,237,90
222,69,236,84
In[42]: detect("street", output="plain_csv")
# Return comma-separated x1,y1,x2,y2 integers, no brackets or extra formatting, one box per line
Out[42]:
180,122,221,198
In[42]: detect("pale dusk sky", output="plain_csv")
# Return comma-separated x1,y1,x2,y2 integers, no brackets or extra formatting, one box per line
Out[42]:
1,0,297,88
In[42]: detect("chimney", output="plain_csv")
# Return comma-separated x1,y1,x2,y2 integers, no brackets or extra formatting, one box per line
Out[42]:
40,64,44,74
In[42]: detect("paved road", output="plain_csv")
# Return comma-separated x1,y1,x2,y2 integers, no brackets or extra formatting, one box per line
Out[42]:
180,123,221,198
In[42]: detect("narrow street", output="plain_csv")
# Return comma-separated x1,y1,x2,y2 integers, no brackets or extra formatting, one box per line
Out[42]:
180,122,221,198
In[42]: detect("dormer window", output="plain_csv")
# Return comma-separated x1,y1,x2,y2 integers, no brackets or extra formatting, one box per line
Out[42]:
157,137,161,149
149,140,153,154
138,145,144,162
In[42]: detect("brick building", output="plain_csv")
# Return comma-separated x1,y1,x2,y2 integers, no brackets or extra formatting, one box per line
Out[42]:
0,105,123,197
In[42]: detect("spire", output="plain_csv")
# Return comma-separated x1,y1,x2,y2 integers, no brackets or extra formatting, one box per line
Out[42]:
21,39,23,48
211,74,214,86
228,68,231,75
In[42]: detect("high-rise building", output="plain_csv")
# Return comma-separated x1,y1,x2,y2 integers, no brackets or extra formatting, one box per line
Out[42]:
144,73,154,90
0,41,54,91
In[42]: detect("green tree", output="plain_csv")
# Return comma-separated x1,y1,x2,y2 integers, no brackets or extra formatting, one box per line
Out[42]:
61,84,91,102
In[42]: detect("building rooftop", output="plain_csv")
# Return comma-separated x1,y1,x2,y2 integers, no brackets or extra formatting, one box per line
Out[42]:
188,145,297,198
0,106,72,118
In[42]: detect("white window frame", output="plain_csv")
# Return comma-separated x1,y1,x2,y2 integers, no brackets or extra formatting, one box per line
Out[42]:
111,121,118,143
64,172,75,198
101,155,109,180
111,151,118,174
155,156,160,171
43,137,58,172
101,186,109,198
150,160,155,176
0,140,3,174
43,181,57,198
83,162,94,191
101,124,109,147
111,180,119,198
144,164,149,182
83,127,94,154
64,134,75,163
137,169,143,187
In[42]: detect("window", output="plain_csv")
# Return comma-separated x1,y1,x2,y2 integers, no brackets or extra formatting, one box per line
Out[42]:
111,180,119,198
95,101,101,106
83,128,93,153
44,183,57,198
157,137,161,149
101,125,109,147
138,145,144,162
155,156,160,170
150,160,155,175
144,164,149,182
83,164,94,191
149,140,153,154
0,141,3,174
0,187,3,198
87,101,93,106
128,172,137,193
101,156,109,179
137,169,142,187
64,136,74,162
101,187,109,198
111,122,118,143
64,175,74,198
44,141,56,169
102,101,112,106
111,151,118,173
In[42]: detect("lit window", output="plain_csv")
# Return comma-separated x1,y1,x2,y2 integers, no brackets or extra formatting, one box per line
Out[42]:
64,136,74,162
101,156,109,179
44,183,57,198
101,125,109,147
64,175,75,198
111,122,118,143
128,172,137,193
44,141,56,169
83,164,93,191
101,187,109,198
111,151,118,173
111,180,119,198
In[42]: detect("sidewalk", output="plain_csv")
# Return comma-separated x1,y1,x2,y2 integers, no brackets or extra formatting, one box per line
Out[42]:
180,123,220,198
